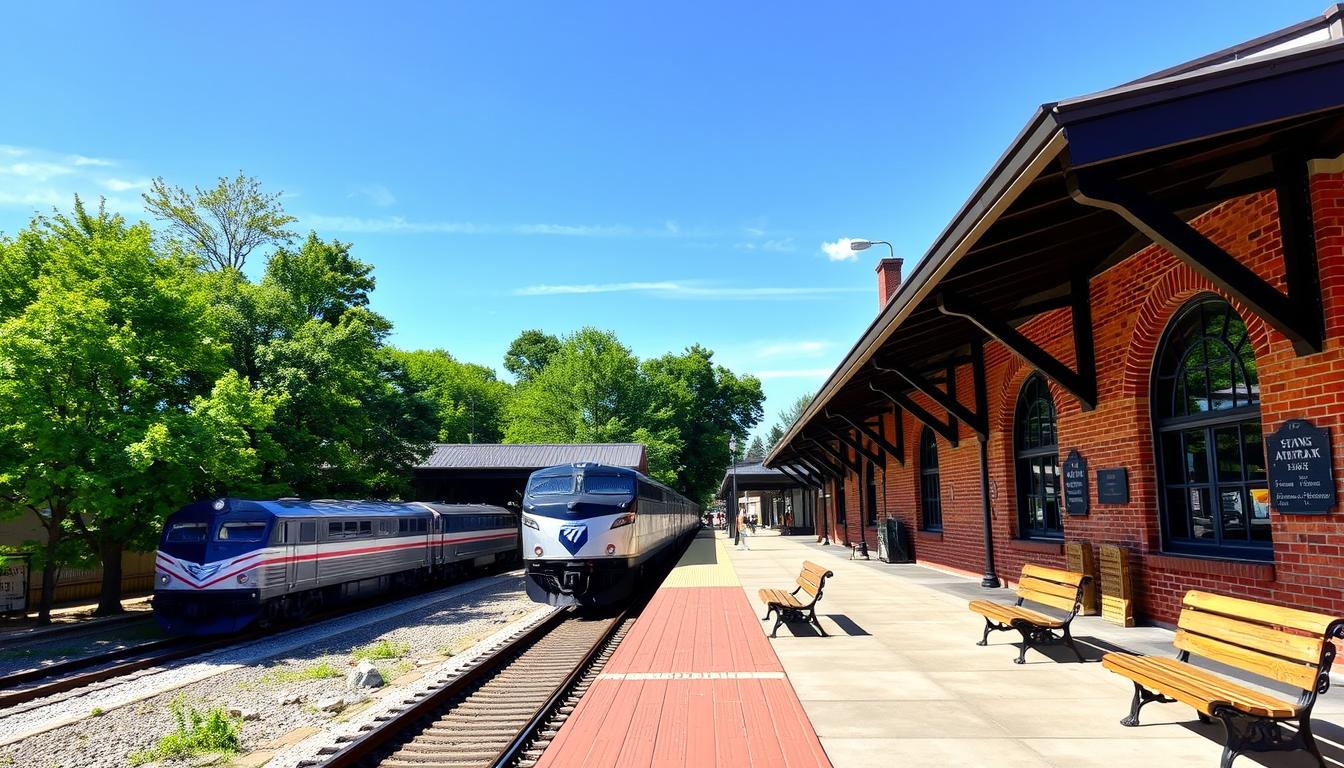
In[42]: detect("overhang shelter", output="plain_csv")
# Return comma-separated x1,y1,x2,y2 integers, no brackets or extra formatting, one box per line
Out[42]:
412,443,647,507
766,6,1344,624
716,460,820,534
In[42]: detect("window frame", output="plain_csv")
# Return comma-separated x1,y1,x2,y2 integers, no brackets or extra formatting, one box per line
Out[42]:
1152,295,1270,561
1014,374,1063,540
919,426,942,531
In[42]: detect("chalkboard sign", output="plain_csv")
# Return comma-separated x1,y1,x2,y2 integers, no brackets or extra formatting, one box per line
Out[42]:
1268,419,1336,514
1097,468,1129,505
1063,449,1089,516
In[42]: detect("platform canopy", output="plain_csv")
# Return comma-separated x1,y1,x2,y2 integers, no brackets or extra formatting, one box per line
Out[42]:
716,460,817,499
767,5,1344,472
413,443,648,506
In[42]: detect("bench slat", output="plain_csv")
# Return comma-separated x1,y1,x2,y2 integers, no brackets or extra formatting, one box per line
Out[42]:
796,576,821,597
969,600,1065,629
1174,629,1320,691
1018,588,1079,614
1022,563,1086,587
1103,653,1298,718
1179,609,1325,665
1017,575,1082,601
1184,590,1339,636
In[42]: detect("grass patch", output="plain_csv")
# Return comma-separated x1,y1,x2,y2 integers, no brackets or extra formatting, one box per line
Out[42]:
127,698,241,765
242,661,343,690
90,707,104,717
375,660,413,682
352,639,409,661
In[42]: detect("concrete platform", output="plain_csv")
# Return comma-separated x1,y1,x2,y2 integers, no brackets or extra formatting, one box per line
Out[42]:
727,530,1344,767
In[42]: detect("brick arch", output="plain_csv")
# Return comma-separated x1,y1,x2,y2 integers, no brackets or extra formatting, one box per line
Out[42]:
1121,265,1274,400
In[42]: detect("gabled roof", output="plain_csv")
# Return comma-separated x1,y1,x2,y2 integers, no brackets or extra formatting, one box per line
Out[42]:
767,5,1344,467
417,443,646,471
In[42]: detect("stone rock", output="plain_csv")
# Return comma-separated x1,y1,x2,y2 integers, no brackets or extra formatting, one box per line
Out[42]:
278,691,304,706
342,693,367,707
346,659,383,689
227,707,261,721
317,696,346,714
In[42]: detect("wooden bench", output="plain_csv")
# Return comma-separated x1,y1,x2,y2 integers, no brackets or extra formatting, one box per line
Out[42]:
759,561,833,638
1103,590,1344,768
968,563,1090,664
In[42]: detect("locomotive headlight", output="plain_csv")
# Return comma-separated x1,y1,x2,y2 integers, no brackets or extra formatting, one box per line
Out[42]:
534,545,544,556
609,513,636,529
522,515,540,530
159,574,170,585
605,544,617,556
237,573,249,584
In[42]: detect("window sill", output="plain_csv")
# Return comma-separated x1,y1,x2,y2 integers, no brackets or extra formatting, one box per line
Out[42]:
915,529,943,542
1007,538,1064,555
1146,552,1275,581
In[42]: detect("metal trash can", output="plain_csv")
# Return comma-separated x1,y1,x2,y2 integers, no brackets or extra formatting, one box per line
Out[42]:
877,518,913,563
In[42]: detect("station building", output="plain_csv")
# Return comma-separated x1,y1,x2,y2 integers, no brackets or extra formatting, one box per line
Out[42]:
765,6,1344,625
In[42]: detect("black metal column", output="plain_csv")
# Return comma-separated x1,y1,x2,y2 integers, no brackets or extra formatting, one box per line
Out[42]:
978,437,999,588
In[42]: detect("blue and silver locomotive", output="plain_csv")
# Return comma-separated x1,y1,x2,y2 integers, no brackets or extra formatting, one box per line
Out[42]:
154,497,518,635
521,463,699,607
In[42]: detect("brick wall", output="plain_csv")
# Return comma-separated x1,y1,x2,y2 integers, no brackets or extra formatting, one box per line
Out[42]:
819,169,1344,625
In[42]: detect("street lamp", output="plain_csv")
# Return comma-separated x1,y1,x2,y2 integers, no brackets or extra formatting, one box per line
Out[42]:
729,437,740,546
849,239,895,260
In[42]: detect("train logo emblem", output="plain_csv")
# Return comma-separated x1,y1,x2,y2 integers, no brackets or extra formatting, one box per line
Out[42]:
185,562,220,581
559,524,588,555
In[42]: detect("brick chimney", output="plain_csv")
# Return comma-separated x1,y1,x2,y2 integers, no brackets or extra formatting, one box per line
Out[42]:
876,257,903,308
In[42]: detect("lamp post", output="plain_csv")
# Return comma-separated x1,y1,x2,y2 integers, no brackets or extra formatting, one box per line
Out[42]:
729,437,740,546
849,239,894,260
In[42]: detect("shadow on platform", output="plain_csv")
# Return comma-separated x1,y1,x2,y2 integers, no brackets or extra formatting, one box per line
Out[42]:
772,614,870,638
1174,716,1344,767
676,537,719,567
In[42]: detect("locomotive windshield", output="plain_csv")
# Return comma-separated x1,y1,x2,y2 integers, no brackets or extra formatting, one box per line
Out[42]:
528,475,575,495
216,521,267,542
165,522,208,543
583,474,634,495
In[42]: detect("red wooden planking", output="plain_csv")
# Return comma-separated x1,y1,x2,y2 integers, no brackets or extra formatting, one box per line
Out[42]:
712,678,751,766
684,678,719,767
649,678,691,768
738,679,789,766
615,678,667,768
760,678,832,767
535,676,620,768
581,678,648,768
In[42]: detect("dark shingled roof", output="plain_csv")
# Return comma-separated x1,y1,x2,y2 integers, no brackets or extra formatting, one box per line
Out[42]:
416,443,646,471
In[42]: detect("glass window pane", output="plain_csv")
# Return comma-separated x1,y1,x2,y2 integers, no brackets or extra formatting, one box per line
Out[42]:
1183,365,1209,414
1184,430,1209,483
1250,487,1272,542
1214,426,1243,483
1242,423,1265,481
1220,490,1247,541
1208,347,1235,410
1165,488,1191,539
1189,487,1214,540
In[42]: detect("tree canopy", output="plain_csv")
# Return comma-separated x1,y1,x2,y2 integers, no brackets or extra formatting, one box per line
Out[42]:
395,349,511,444
503,329,560,383
143,173,296,271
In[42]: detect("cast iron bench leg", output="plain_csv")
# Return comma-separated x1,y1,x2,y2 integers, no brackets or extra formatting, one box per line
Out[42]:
977,617,994,646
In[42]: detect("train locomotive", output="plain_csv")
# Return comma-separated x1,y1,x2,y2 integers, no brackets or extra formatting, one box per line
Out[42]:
521,463,699,607
153,497,518,635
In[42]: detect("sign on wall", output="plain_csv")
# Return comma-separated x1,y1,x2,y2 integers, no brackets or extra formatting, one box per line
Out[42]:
0,556,29,615
1096,468,1129,505
1063,449,1089,516
1267,419,1336,514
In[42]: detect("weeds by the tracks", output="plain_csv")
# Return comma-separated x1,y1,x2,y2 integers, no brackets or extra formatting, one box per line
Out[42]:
352,639,409,661
240,661,343,689
128,696,241,765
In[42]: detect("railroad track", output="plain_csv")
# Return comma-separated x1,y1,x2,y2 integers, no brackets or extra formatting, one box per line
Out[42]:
316,607,636,768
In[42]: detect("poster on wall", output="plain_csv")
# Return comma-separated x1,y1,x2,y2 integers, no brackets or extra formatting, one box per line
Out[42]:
0,555,28,615
1063,450,1089,516
1267,419,1336,514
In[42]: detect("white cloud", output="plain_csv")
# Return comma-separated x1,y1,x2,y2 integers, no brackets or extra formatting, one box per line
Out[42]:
821,237,863,262
348,183,396,207
0,146,136,218
69,154,114,167
101,177,150,192
514,223,632,237
737,237,796,253
756,340,831,358
514,281,865,301
753,368,834,380
304,214,487,234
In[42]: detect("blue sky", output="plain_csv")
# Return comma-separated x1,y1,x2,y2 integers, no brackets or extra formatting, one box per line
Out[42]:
0,1,1322,438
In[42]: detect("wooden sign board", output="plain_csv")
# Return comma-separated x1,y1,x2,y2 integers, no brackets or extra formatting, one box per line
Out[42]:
1064,540,1098,615
1098,544,1135,627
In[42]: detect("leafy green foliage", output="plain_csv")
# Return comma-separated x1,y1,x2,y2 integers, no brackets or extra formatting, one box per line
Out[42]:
128,698,241,765
352,639,410,660
395,349,511,443
142,173,296,271
503,329,561,383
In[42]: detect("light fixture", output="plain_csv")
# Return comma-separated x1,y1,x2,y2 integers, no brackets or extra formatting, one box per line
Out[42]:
849,239,895,259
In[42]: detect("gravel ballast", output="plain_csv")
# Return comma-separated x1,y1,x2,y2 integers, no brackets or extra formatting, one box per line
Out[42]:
0,572,537,768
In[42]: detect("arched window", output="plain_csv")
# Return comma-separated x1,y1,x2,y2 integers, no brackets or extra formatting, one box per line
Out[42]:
1015,374,1061,539
919,427,941,530
1153,296,1268,559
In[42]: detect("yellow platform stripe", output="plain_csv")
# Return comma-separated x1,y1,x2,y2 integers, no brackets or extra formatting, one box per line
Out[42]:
661,532,740,588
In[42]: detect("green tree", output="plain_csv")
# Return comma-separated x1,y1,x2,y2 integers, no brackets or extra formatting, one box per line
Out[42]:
265,233,375,325
395,349,511,444
0,199,266,617
746,435,766,461
143,173,296,271
642,345,764,502
504,328,683,482
503,329,560,383
766,423,785,450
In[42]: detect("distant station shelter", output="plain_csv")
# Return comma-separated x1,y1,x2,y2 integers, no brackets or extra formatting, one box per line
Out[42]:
766,6,1344,626
412,443,647,507
717,460,819,535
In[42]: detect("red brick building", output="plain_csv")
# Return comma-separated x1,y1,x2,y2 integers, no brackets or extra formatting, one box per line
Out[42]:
766,7,1344,625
